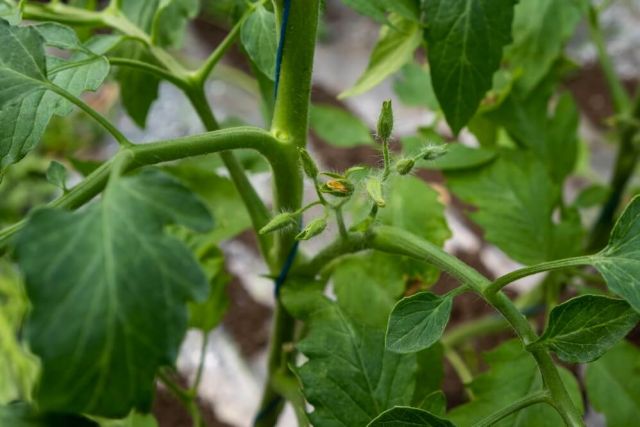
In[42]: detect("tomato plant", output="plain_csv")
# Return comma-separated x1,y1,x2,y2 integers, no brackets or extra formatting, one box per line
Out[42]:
1,0,639,426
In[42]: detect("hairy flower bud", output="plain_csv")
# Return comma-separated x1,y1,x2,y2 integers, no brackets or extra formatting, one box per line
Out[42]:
296,217,327,240
395,158,415,175
320,179,354,197
366,176,386,207
420,144,448,161
299,148,319,179
377,100,394,141
259,212,296,234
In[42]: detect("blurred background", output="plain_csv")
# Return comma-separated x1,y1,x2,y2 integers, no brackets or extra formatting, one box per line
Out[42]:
1,0,640,426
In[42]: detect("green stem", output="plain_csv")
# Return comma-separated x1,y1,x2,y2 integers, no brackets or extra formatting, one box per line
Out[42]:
368,226,584,427
442,315,509,348
45,83,131,147
255,2,320,426
587,5,630,115
588,92,640,250
485,256,595,296
193,1,267,86
0,127,284,248
158,371,204,427
334,206,349,239
108,57,190,89
190,332,209,396
185,88,275,265
472,391,551,427
443,345,475,400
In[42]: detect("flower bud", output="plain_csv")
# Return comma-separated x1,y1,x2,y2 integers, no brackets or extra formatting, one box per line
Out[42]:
366,176,385,207
395,158,415,175
259,212,296,234
320,179,354,198
296,218,327,240
377,100,394,141
298,148,319,179
420,144,448,161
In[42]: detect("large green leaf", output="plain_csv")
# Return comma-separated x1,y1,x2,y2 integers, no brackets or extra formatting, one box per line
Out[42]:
14,169,212,417
593,196,640,313
532,295,639,363
240,4,277,80
585,341,640,427
486,86,580,184
368,406,455,427
295,294,417,426
505,0,585,94
448,340,583,427
423,0,516,133
0,403,97,427
446,150,583,265
340,15,421,98
386,292,453,353
0,20,109,171
310,104,373,147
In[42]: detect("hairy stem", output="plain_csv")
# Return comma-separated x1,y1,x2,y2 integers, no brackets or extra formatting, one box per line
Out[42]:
0,127,284,248
485,256,595,295
255,1,320,426
472,391,551,427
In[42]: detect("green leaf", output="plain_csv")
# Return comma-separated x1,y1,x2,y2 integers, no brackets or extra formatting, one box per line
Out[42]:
393,63,440,110
386,292,453,353
241,4,277,80
339,0,388,22
593,196,640,313
403,140,496,171
115,44,159,128
0,403,97,427
46,161,68,191
505,0,585,94
382,0,420,21
295,295,417,426
333,254,408,328
97,412,158,427
151,0,200,48
0,20,109,171
585,341,640,427
187,247,230,332
14,169,212,417
164,158,252,243
446,150,583,265
486,87,580,184
448,340,583,427
368,406,456,427
424,0,516,133
340,15,421,98
532,295,639,363
573,184,610,209
310,104,374,147
0,1,21,25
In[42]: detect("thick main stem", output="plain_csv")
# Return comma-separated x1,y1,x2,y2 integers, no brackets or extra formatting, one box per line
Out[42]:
255,1,320,426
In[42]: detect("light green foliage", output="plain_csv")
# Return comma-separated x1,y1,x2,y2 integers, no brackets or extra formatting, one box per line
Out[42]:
241,4,277,80
448,341,583,427
187,247,230,332
403,140,496,171
423,0,516,133
295,293,417,426
505,0,585,94
46,161,68,191
533,295,639,363
386,292,453,353
585,341,640,427
98,412,159,427
594,196,640,313
0,20,109,171
15,169,212,417
338,0,388,22
340,15,421,98
310,104,373,147
393,63,440,110
446,150,583,265
368,406,455,427
152,0,200,47
0,1,20,24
